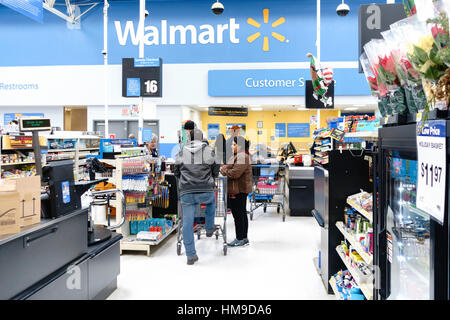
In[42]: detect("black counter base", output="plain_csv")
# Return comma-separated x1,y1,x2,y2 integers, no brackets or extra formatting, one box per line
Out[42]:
1,208,122,300
92,279,117,300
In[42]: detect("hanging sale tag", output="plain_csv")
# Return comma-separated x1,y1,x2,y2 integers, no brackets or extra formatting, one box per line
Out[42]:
416,120,447,224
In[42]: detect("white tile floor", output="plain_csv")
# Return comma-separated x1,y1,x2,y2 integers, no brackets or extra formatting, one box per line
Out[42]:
108,207,334,300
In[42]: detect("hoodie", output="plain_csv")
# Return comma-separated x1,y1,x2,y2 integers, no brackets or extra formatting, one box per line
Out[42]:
174,140,220,196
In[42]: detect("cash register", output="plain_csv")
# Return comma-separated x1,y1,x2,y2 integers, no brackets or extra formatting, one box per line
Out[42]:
18,118,125,246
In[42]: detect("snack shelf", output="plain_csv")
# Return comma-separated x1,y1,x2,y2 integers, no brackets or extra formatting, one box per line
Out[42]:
335,247,373,300
336,221,373,265
313,157,329,165
346,198,373,223
329,276,343,300
0,161,35,166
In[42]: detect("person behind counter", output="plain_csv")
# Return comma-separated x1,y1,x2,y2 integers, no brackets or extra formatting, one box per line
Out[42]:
220,136,252,247
146,134,159,157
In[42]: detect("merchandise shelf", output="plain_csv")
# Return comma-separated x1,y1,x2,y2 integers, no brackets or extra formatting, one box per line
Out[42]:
344,131,378,140
335,247,373,300
329,276,343,300
0,161,35,166
120,224,178,256
346,198,373,223
47,148,99,152
336,221,373,265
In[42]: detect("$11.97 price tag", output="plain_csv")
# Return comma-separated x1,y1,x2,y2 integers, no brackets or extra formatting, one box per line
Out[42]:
417,120,447,224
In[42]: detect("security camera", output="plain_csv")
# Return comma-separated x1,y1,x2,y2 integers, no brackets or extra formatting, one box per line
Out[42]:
336,1,350,17
211,1,224,15
145,10,149,18
101,50,107,56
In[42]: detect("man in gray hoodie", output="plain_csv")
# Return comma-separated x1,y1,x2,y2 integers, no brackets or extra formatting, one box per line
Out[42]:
174,129,220,265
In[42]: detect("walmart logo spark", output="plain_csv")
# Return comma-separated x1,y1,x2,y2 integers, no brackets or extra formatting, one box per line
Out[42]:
247,9,287,52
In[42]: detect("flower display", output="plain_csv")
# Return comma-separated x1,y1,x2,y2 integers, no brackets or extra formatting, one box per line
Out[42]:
362,0,449,117
364,39,407,116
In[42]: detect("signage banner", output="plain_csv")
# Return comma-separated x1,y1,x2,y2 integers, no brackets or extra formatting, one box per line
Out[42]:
287,123,310,138
142,128,153,142
4,113,44,125
207,124,220,140
275,123,286,137
305,80,334,109
208,107,248,117
134,58,160,67
0,0,43,23
209,69,307,97
209,69,369,97
416,120,447,224
226,123,246,136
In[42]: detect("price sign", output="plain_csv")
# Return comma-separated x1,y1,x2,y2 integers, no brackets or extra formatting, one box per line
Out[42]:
417,120,447,224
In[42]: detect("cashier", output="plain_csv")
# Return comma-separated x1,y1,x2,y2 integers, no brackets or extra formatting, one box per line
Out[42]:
146,134,159,157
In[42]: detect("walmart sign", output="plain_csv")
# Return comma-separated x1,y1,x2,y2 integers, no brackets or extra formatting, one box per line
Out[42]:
115,19,240,46
109,1,314,64
0,0,316,66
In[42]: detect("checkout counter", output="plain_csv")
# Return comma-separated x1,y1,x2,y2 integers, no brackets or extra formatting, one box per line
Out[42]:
285,165,315,216
0,208,122,300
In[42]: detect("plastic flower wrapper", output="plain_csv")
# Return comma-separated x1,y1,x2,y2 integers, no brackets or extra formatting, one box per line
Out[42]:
426,1,449,68
364,39,407,115
383,27,427,113
405,2,449,110
407,9,447,81
360,52,387,117
363,40,392,116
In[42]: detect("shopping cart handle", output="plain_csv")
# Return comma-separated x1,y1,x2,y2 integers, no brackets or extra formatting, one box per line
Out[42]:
311,209,324,228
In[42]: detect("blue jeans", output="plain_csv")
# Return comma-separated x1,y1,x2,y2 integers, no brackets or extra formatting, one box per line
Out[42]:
180,192,216,259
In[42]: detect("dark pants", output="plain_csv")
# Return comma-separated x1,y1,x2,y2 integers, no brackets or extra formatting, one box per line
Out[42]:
228,193,248,240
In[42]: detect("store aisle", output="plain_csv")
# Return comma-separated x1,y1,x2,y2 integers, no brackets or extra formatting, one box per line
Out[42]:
109,208,334,300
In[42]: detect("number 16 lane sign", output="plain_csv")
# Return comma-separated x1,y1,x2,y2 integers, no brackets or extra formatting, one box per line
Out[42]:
417,120,447,224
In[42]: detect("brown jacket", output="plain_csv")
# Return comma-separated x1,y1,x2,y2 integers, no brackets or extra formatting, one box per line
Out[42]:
220,152,252,195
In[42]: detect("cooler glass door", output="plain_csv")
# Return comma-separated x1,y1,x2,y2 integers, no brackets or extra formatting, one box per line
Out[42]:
385,153,431,300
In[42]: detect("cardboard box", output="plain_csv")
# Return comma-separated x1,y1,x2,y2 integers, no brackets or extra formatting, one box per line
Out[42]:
0,176,41,227
0,191,21,236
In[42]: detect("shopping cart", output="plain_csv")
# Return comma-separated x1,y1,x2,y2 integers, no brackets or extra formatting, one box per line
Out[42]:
176,176,228,256
248,164,287,221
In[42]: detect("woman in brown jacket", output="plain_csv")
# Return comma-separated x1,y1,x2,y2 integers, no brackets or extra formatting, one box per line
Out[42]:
220,136,252,247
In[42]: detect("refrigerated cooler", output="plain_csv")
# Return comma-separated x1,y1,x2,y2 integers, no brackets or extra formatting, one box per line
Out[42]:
377,123,449,300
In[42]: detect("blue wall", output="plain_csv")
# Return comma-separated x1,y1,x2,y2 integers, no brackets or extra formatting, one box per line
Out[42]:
0,0,383,67
321,0,377,61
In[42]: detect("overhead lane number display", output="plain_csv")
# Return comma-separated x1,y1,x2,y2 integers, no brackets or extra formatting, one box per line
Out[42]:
122,58,162,97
